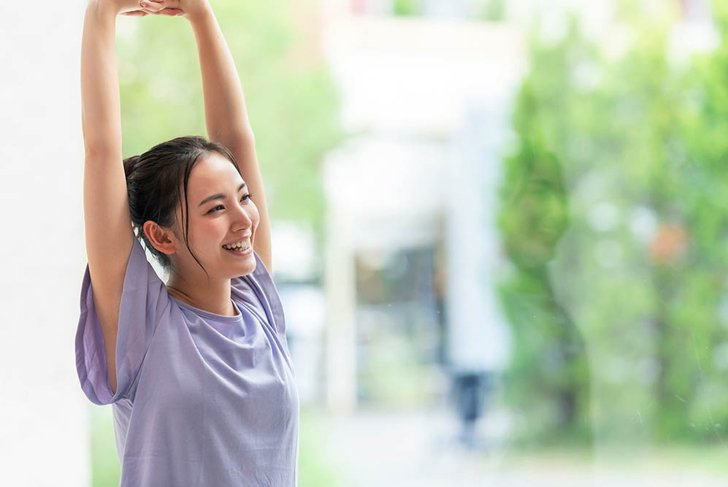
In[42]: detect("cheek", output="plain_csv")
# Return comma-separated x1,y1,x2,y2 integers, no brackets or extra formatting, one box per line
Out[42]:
185,217,221,249
248,202,261,227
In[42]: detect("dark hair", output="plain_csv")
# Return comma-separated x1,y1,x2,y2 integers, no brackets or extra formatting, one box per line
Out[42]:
123,135,241,270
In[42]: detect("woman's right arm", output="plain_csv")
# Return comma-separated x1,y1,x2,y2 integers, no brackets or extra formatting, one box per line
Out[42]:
81,0,143,393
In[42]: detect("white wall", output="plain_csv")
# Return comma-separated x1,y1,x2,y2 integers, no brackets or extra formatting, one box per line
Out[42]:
0,2,89,485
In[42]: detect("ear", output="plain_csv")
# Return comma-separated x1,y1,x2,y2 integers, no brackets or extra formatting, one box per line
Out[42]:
142,221,178,256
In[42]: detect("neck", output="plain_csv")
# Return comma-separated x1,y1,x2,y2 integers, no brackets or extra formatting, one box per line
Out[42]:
167,272,236,317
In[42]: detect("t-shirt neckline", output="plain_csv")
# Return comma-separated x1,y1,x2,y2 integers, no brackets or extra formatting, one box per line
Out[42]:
169,295,242,322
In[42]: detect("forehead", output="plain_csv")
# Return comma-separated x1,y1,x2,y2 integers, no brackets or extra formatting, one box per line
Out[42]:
187,153,244,196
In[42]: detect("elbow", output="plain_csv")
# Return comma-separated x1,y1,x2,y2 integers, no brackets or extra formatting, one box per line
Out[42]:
81,121,122,160
84,146,117,163
83,145,122,171
83,136,121,162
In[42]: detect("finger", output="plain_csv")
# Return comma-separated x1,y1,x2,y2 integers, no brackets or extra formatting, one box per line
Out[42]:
156,8,184,16
143,0,183,17
139,1,165,13
142,0,177,9
122,10,148,16
160,0,181,9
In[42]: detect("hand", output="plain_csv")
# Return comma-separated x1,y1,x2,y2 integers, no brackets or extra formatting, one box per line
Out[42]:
87,0,147,16
128,0,212,20
175,0,213,22
129,0,184,17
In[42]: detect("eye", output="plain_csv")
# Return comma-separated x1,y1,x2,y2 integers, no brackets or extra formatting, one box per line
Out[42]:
207,204,225,214
240,193,252,204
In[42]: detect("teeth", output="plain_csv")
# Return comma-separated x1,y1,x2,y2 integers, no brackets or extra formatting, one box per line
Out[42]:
223,239,251,251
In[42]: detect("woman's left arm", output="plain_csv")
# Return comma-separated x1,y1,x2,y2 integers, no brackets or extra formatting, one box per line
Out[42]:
184,0,272,270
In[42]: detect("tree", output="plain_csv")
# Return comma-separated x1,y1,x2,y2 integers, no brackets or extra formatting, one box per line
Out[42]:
500,2,728,444
498,22,593,442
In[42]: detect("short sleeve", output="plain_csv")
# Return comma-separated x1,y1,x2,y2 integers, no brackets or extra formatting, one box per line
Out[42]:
232,252,287,335
75,239,170,405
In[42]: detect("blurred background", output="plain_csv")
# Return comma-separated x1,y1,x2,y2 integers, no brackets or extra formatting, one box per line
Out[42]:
4,0,728,485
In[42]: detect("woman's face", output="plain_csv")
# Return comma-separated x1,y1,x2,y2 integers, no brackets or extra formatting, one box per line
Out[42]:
172,152,259,280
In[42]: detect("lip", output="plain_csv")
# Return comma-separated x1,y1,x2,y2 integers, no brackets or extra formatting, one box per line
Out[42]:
221,234,254,256
224,245,254,256
222,234,252,247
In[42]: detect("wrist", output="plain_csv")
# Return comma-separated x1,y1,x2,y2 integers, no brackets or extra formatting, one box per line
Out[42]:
185,5,215,26
86,1,122,20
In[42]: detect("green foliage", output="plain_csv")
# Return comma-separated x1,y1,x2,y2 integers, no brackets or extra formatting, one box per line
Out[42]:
480,0,506,22
298,410,341,487
499,140,569,269
393,0,420,17
90,407,120,487
117,0,341,227
497,20,593,443
499,4,728,444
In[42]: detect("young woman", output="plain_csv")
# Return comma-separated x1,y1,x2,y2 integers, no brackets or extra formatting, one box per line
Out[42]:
75,0,299,484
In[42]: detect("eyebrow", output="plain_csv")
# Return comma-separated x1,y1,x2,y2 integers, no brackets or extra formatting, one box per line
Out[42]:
198,183,247,207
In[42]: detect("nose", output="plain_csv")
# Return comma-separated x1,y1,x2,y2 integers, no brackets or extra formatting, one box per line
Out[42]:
231,201,253,232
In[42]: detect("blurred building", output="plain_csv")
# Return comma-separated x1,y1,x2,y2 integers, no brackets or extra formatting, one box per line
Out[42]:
320,1,522,413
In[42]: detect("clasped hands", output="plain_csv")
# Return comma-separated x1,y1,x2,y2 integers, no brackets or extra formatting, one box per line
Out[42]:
100,0,209,18
124,0,183,17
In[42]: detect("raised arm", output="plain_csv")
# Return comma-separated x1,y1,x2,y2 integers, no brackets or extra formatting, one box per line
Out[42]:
184,0,273,270
81,0,144,393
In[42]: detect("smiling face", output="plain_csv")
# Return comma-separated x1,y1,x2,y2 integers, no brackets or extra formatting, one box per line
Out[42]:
170,152,259,281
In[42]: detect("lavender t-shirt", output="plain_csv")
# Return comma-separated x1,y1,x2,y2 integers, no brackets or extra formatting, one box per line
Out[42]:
75,239,299,486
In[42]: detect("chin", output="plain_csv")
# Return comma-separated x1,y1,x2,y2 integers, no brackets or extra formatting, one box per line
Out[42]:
234,254,257,277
